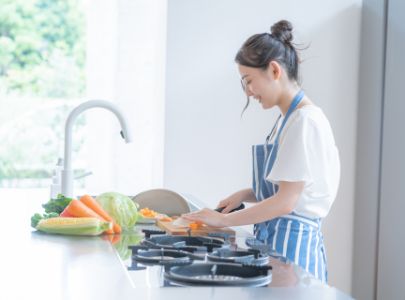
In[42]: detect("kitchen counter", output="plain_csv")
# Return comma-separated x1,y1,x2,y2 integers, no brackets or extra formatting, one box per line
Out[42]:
1,190,353,300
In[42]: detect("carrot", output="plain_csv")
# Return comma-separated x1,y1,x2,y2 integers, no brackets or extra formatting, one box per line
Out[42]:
79,195,122,234
60,209,74,217
64,199,114,234
189,221,203,230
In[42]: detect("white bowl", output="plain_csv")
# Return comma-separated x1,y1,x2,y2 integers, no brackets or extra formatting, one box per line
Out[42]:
132,188,191,216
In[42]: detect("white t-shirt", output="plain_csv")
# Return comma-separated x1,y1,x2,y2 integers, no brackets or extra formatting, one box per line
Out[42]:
266,105,340,219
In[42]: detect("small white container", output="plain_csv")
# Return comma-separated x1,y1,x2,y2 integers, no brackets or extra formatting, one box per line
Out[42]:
50,158,63,199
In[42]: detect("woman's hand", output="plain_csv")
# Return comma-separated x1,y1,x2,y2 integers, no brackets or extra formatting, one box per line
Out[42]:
216,194,244,214
181,208,228,228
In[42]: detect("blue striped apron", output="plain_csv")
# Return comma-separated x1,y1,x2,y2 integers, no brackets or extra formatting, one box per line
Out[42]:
252,90,328,283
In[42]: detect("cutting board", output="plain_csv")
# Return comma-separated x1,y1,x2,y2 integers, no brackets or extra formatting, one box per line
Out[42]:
156,218,235,237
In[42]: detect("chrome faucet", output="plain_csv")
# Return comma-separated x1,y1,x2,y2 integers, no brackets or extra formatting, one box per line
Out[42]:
61,100,133,198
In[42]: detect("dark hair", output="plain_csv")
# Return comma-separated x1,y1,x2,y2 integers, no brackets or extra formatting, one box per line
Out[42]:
235,20,301,113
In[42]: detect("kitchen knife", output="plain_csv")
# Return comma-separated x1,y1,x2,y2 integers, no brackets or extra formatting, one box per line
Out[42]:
172,203,245,227
214,203,245,213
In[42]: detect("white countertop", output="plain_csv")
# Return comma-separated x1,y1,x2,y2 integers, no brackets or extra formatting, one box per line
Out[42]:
0,189,353,300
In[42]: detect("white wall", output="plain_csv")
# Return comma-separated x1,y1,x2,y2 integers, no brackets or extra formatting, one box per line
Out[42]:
163,0,361,294
84,0,167,196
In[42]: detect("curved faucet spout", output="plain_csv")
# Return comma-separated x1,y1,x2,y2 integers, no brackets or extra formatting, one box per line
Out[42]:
61,100,133,198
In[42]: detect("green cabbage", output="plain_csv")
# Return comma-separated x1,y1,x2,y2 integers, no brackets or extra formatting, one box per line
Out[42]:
96,192,139,231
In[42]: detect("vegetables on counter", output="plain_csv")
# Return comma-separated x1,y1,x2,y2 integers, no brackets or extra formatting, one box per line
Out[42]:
42,194,73,214
31,212,60,228
79,195,122,234
60,209,74,217
60,199,114,234
96,192,139,231
36,217,112,236
31,191,140,236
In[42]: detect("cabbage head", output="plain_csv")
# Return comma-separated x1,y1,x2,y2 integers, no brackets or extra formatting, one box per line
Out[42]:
96,192,139,231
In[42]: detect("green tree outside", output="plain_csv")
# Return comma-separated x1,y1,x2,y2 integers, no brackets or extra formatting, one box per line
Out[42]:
0,0,86,186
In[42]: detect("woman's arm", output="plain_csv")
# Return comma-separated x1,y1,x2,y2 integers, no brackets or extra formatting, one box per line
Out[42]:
182,181,304,227
224,181,304,226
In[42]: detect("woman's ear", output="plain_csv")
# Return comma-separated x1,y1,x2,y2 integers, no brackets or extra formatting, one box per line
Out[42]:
268,61,282,80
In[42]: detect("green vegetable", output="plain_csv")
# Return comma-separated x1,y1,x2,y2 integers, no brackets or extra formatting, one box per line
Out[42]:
36,217,112,236
42,194,73,214
31,212,59,228
95,192,139,231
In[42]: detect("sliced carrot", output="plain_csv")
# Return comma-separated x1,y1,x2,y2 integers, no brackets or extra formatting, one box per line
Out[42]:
64,199,114,234
189,222,203,230
159,216,173,222
79,195,121,234
140,207,157,218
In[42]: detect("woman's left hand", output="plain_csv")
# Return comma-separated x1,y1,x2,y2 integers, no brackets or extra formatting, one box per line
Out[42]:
182,208,227,228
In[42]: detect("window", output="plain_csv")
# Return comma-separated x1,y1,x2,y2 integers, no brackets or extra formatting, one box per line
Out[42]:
0,0,87,188
0,0,167,195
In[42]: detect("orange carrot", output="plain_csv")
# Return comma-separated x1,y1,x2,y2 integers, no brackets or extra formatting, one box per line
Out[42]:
79,195,121,234
160,216,173,222
60,209,74,217
189,221,203,230
64,199,113,234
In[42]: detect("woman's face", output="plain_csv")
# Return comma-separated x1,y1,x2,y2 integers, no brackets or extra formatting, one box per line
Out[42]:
238,62,281,109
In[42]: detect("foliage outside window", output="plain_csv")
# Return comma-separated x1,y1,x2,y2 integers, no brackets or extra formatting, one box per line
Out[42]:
0,0,87,187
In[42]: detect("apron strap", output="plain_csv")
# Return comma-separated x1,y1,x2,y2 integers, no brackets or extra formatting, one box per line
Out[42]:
265,114,282,145
274,90,305,144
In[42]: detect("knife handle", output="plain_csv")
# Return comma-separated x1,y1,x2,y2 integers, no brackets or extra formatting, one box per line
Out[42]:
215,203,245,213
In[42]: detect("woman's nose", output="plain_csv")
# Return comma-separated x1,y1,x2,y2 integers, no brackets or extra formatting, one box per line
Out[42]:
245,87,254,97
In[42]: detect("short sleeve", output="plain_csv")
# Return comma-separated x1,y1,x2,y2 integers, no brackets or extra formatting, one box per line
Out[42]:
267,114,320,184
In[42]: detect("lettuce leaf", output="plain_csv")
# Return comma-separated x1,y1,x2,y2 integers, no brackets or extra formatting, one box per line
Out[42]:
42,194,72,214
96,192,139,231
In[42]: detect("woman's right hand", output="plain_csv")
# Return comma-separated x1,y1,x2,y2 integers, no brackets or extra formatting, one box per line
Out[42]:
216,194,244,214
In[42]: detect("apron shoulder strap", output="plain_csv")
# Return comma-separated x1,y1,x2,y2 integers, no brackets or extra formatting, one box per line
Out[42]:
274,90,305,144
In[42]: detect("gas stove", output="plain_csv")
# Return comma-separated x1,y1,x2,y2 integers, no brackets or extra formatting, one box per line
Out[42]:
126,229,272,287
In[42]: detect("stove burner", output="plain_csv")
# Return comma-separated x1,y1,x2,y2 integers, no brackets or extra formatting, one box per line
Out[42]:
142,229,166,239
132,248,196,266
207,248,269,266
142,235,229,253
164,263,272,287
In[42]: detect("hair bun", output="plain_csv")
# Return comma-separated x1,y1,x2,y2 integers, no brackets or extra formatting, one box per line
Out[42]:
270,20,293,44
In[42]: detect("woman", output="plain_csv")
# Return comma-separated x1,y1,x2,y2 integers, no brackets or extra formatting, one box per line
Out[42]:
182,20,340,283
